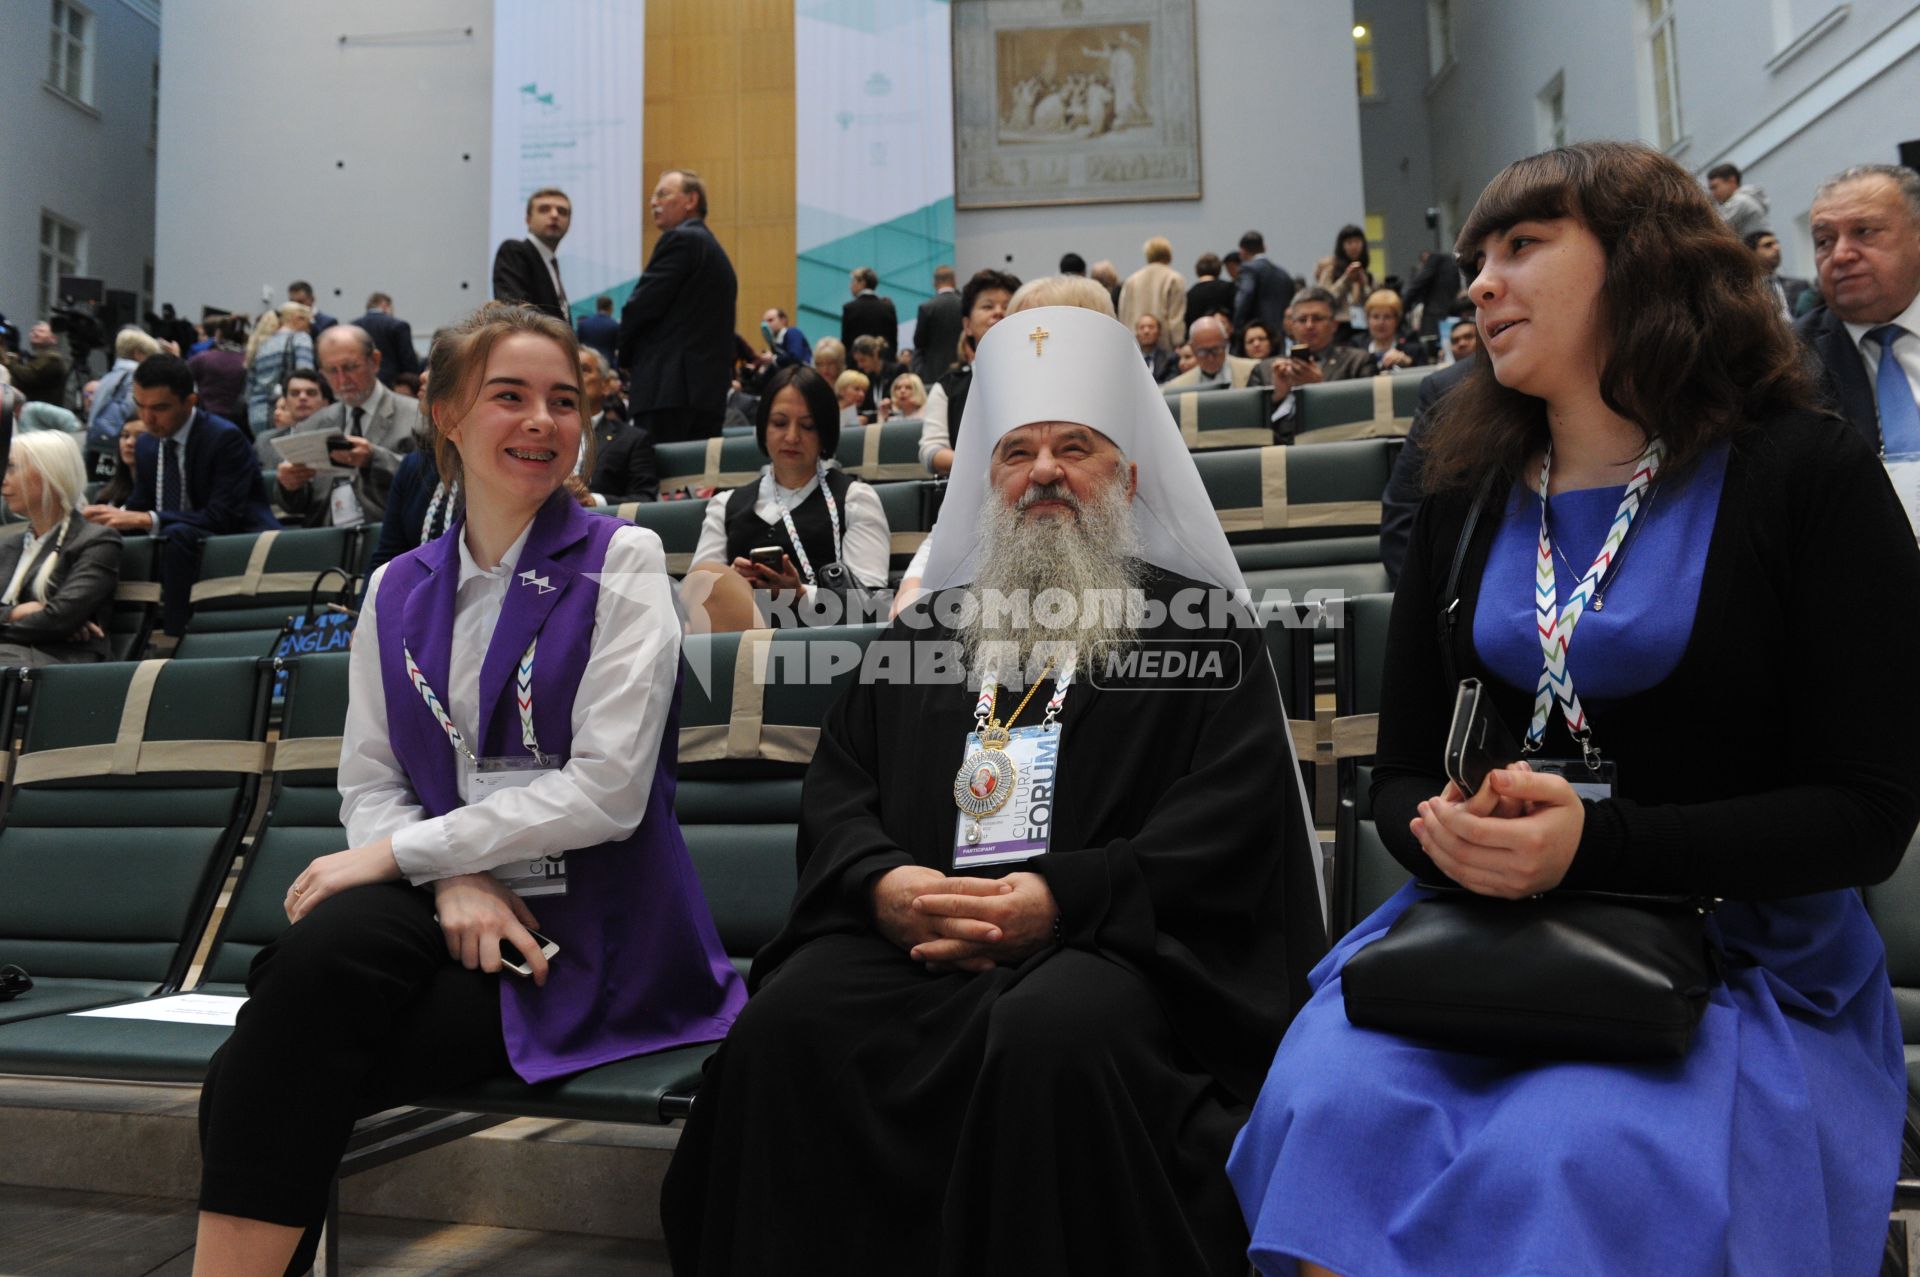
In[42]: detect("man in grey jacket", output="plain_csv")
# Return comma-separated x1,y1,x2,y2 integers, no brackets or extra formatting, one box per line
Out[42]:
1708,163,1769,240
270,325,418,526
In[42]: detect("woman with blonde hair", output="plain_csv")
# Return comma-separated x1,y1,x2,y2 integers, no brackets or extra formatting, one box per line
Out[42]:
885,371,927,420
0,430,121,665
244,301,315,436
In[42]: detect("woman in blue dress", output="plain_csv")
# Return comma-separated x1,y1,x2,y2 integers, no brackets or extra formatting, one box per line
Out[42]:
1229,141,1920,1276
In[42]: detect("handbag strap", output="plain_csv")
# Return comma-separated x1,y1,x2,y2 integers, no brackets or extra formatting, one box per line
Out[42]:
1437,472,1497,690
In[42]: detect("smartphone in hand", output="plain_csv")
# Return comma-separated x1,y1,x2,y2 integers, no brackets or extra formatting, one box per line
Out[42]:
500,928,561,978
1443,678,1520,798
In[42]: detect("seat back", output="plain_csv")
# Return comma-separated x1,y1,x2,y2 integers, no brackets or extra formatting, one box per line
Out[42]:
1865,830,1920,1047
1293,368,1434,442
656,435,765,493
199,653,351,990
1331,592,1409,939
1161,386,1273,450
1193,440,1397,545
0,658,267,986
838,422,926,483
598,499,709,575
873,480,933,575
110,535,161,660
676,624,886,971
178,527,357,659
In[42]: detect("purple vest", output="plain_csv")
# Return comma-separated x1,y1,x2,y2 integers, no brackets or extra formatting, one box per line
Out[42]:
376,492,745,1082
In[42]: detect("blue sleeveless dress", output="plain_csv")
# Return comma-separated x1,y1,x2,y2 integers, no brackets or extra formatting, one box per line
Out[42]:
1227,447,1905,1276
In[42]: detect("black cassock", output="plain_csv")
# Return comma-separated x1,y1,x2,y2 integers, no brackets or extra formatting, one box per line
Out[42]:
662,568,1326,1275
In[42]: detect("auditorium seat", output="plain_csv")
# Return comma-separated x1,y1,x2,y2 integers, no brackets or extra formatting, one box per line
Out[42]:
656,435,765,493
1329,592,1409,939
593,498,709,575
839,420,928,482
1161,386,1272,450
174,527,358,660
109,535,161,660
1293,369,1433,442
1193,440,1398,545
0,658,267,1030
874,479,934,576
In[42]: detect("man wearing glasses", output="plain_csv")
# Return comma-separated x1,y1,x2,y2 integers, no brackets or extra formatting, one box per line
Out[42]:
272,325,420,527
1163,315,1256,390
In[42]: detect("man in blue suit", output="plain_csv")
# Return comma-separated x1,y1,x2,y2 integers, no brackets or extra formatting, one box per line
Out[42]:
81,354,279,634
577,294,621,368
1231,230,1296,341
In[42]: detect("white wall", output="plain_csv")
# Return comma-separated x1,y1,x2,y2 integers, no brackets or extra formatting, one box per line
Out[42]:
155,1,494,339
1354,0,1442,281
955,0,1367,291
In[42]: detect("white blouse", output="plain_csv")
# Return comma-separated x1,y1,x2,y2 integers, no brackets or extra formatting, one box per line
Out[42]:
339,520,682,886
689,465,891,589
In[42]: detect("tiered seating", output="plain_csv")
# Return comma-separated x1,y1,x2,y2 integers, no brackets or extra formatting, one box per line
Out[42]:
1193,440,1398,602
1292,369,1428,442
595,498,709,574
175,527,357,659
109,535,161,660
655,435,765,493
838,421,926,483
1161,386,1273,450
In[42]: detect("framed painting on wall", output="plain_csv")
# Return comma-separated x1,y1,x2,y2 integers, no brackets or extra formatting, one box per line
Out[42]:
953,0,1201,209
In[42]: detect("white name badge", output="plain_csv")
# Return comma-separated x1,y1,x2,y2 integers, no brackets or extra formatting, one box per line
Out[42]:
953,725,1062,869
329,479,367,529
1884,454,1920,543
1528,757,1616,801
467,757,568,896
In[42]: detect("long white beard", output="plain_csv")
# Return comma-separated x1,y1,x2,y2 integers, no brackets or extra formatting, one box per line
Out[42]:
956,467,1146,678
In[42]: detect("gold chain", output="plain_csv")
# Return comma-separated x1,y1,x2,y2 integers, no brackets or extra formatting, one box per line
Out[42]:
990,658,1055,732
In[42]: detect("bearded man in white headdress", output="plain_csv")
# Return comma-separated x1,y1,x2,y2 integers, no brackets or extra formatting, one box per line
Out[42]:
662,305,1326,1276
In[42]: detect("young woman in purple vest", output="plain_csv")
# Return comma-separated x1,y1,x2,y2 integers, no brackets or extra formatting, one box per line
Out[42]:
192,302,746,1276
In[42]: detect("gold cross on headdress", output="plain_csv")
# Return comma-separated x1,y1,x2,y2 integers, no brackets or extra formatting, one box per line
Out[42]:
1028,325,1050,356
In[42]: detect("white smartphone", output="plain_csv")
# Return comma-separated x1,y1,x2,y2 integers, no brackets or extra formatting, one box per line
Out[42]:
499,929,560,977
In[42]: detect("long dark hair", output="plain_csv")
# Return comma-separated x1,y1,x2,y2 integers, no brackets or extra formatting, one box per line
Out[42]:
1424,141,1816,491
1331,224,1369,269
755,364,841,460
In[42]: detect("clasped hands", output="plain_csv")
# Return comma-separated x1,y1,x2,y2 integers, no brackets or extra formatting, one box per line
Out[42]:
873,865,1058,973
1409,761,1586,899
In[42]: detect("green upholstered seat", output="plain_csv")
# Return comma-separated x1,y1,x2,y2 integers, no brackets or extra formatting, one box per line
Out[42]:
0,1012,232,1081
0,658,266,1027
656,435,766,493
109,535,160,661
171,628,285,660
1161,386,1273,450
874,479,933,573
1865,832,1920,1094
838,422,927,483
592,498,710,576
1292,368,1434,442
1193,441,1397,544
1330,593,1410,939
415,1044,714,1123
186,528,356,631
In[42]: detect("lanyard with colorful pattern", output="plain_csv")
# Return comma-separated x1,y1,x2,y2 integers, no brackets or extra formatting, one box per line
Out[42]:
774,462,842,587
403,634,550,767
1528,439,1664,763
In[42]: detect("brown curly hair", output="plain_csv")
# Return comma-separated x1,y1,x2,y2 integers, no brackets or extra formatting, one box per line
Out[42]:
1423,141,1816,491
424,302,583,488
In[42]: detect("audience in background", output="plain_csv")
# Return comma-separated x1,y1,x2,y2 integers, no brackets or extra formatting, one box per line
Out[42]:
619,169,738,443
254,367,331,467
576,348,657,506
186,315,251,433
490,188,573,320
1745,231,1812,320
354,293,421,387
849,335,902,418
0,430,120,666
1133,313,1179,381
275,325,419,528
286,281,336,337
1315,223,1376,336
1797,163,1920,455
1165,314,1256,389
245,302,315,437
391,371,420,399
1174,341,1197,375
1401,246,1464,337
912,265,963,385
919,269,1018,476
1240,319,1277,364
761,307,812,369
1354,289,1425,370
885,371,927,421
94,418,148,508
1448,314,1481,362
1058,251,1087,276
841,266,898,360
1250,286,1371,441
576,293,620,368
834,370,869,428
82,354,277,635
86,326,161,472
12,323,69,404
1118,236,1188,350
1089,258,1122,307
1185,252,1236,334
1708,161,1770,240
1233,230,1294,340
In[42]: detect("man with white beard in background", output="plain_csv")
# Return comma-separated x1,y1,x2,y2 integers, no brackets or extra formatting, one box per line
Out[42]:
662,304,1326,1276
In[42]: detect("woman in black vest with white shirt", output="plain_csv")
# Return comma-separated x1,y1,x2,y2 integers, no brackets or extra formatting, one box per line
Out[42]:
683,365,889,632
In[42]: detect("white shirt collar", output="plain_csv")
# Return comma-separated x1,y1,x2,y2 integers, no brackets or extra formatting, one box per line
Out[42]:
1844,290,1920,352
529,236,560,269
341,378,388,426
754,464,822,522
1196,365,1231,385
170,408,199,454
456,517,537,586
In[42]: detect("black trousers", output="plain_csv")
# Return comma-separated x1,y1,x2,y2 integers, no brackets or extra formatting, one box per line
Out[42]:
155,523,209,635
198,883,507,1270
635,404,722,445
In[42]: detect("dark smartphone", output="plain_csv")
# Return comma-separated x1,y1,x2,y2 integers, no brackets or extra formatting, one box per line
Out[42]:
500,928,560,977
748,545,785,570
325,434,352,456
1443,678,1520,798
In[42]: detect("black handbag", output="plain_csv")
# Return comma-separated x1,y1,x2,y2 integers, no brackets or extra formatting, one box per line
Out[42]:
1342,888,1719,1060
1340,475,1721,1061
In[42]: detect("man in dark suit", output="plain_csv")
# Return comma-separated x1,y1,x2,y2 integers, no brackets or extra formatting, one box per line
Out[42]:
1231,230,1295,340
1796,165,1920,452
1248,287,1373,442
287,282,336,338
912,265,963,385
1184,253,1236,334
841,266,899,360
577,294,620,367
491,187,573,321
1400,249,1463,337
569,349,658,504
81,354,278,635
1380,355,1475,586
618,169,738,444
1744,231,1812,320
353,293,420,386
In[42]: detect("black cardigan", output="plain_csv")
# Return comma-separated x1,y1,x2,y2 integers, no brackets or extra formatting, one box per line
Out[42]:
1373,409,1920,901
